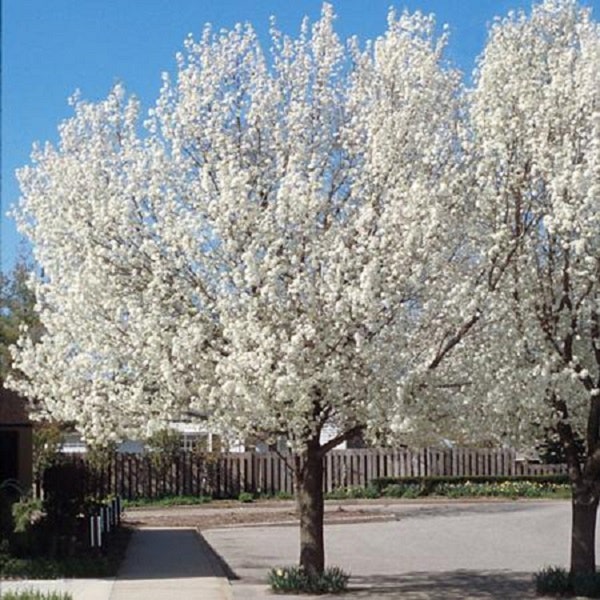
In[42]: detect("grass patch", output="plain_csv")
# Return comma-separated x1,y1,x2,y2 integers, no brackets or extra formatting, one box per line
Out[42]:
0,592,72,600
268,565,350,594
0,526,133,579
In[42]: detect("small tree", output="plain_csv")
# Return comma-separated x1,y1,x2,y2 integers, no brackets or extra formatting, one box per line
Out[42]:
146,428,182,495
0,252,37,381
32,421,64,482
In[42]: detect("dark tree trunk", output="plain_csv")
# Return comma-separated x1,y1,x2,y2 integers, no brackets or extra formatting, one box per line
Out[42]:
570,487,598,575
295,439,325,576
552,393,600,576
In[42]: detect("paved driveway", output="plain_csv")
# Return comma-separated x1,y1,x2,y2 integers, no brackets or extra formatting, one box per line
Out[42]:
203,500,590,599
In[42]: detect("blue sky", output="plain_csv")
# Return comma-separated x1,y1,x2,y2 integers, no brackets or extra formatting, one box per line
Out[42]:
2,0,599,273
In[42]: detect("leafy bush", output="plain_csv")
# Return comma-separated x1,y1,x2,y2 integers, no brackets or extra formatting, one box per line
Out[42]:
41,462,91,556
276,490,294,500
123,495,212,508
238,492,254,503
371,475,570,500
0,591,72,600
0,526,133,578
382,483,407,497
532,566,600,597
325,485,380,500
9,496,45,558
43,462,89,524
268,565,350,594
534,566,571,596
371,474,570,491
12,497,43,533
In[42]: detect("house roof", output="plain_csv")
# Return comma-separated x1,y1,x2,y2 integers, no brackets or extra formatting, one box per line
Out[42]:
0,385,31,426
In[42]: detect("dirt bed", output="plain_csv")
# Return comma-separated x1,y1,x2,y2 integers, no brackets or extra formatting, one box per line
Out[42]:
122,500,402,529
121,497,528,530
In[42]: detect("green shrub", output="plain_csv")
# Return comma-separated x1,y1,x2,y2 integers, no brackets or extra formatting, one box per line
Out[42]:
268,565,350,594
324,487,347,500
12,497,43,533
123,495,212,508
382,483,407,497
0,591,72,600
42,462,89,522
534,566,571,596
372,474,570,492
401,484,422,499
276,490,294,500
41,462,93,557
373,476,571,500
238,492,254,503
325,485,380,500
0,526,133,579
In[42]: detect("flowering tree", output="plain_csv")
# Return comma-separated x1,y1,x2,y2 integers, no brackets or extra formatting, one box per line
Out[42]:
466,0,600,576
350,0,600,578
9,6,480,574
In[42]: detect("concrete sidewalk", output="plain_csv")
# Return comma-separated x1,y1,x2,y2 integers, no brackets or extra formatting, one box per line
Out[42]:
110,527,232,600
0,527,232,600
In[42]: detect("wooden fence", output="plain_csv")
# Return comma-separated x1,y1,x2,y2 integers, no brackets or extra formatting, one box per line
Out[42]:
68,447,567,500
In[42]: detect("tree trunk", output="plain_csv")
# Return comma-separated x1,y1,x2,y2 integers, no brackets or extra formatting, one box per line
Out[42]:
551,393,599,577
571,484,599,576
295,439,325,576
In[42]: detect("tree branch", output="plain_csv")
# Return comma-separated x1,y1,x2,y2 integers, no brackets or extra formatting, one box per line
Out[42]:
319,424,364,456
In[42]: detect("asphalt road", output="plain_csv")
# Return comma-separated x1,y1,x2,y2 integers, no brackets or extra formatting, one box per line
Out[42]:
203,500,587,599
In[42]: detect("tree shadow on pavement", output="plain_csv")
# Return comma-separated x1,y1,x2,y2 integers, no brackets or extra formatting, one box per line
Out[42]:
347,570,536,599
117,528,240,580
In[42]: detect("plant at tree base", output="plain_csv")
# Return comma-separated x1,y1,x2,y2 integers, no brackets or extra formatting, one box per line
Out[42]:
268,565,349,594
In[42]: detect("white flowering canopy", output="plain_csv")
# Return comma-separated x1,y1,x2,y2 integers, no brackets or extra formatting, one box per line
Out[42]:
474,0,600,446
10,5,483,449
400,0,600,448
12,1,598,453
